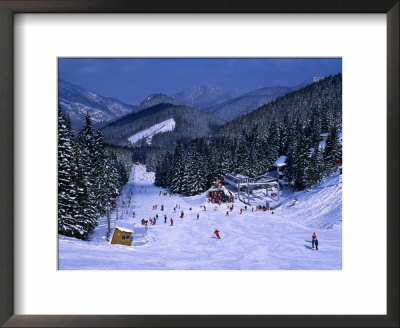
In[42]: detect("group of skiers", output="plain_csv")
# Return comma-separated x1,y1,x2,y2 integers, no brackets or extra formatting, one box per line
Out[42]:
152,204,164,211
131,185,324,249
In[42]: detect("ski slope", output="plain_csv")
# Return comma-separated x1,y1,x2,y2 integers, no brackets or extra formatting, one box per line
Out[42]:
59,165,342,270
128,118,176,145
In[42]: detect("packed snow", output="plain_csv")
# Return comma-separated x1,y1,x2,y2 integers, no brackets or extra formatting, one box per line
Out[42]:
128,118,176,145
59,164,342,270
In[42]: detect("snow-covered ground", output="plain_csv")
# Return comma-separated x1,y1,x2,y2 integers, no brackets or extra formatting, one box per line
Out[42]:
59,165,342,270
128,118,176,145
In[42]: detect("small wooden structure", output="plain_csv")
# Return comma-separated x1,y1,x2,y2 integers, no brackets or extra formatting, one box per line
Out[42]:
111,226,133,246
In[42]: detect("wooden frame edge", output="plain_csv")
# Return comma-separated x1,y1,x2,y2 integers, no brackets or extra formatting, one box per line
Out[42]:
0,0,398,327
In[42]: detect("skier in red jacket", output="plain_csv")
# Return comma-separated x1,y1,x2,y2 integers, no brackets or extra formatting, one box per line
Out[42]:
312,232,317,248
214,229,221,239
170,218,174,226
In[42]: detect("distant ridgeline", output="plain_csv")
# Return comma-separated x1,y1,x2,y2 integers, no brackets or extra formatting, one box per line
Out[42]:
58,108,133,240
152,74,342,194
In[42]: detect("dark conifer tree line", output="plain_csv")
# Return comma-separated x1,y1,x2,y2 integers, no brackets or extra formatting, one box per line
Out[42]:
153,74,342,194
58,108,131,240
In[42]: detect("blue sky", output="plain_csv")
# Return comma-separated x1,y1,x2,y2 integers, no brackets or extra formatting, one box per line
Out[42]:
58,58,341,105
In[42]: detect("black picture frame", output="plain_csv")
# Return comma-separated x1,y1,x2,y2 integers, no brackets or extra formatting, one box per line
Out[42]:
0,1,398,327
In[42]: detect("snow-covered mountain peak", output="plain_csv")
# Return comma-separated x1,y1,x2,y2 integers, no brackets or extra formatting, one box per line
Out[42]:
58,79,136,130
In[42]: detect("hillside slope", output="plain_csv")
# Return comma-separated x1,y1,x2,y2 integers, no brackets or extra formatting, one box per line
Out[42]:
207,86,292,120
101,103,226,148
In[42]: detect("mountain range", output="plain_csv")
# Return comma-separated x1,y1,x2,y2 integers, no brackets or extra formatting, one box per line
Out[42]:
59,76,325,132
172,85,248,110
58,80,136,130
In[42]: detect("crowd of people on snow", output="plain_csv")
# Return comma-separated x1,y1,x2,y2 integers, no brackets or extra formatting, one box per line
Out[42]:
207,190,234,204
123,185,320,250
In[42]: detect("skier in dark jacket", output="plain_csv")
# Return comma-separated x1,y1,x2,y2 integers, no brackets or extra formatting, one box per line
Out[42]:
315,238,319,250
214,230,221,239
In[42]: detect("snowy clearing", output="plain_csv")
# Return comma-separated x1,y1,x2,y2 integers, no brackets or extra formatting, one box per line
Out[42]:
59,164,342,270
128,118,176,145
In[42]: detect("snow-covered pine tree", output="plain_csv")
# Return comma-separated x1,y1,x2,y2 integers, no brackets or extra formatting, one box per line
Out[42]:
93,131,110,214
293,131,312,190
170,144,184,194
58,107,80,237
324,125,341,174
74,114,100,238
70,142,98,239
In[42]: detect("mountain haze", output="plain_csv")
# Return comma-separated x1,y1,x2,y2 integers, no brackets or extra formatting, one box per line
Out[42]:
172,85,248,110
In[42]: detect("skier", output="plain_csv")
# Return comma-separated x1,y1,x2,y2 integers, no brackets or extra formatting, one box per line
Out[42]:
132,211,135,218
240,208,243,215
244,205,247,211
161,205,164,211
150,218,153,225
196,213,199,220
164,216,167,223
226,211,229,216
170,218,173,226
214,229,221,239
312,232,317,248
315,238,319,250
180,211,184,218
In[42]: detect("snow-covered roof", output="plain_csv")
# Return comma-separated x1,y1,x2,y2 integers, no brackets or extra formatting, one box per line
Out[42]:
318,140,326,149
114,226,133,233
320,133,329,137
274,156,287,167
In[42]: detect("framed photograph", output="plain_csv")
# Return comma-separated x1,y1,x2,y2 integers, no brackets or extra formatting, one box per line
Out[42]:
0,1,398,327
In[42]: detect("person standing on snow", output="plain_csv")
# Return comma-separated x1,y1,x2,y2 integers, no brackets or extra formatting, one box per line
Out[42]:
214,230,221,239
315,238,319,250
312,232,317,248
196,213,199,220
170,218,173,226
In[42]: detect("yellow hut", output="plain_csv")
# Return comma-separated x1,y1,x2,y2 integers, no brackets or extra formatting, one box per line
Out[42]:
111,226,133,246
